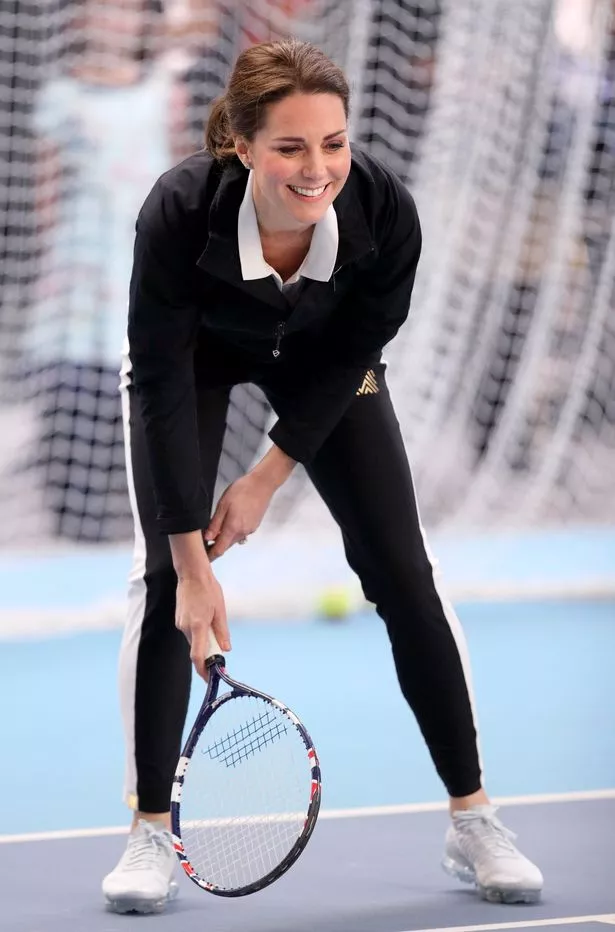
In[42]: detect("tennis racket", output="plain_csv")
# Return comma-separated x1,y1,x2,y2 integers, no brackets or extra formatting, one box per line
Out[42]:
171,631,321,897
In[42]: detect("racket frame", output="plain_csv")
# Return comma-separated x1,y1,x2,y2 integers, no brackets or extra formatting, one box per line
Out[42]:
171,655,322,897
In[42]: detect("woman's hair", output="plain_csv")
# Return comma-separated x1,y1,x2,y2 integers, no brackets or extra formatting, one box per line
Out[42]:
205,39,350,162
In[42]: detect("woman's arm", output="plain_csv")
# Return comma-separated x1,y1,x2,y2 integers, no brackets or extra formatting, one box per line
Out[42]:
251,444,296,490
170,530,213,581
131,189,231,673
205,171,421,560
205,444,296,559
167,442,294,580
128,204,207,536
268,177,422,464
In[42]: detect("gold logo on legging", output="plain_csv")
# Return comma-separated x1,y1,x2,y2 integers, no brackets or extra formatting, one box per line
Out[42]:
356,369,379,395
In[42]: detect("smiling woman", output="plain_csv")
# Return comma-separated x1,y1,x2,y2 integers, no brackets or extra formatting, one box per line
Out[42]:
234,93,351,281
103,37,543,916
237,94,350,229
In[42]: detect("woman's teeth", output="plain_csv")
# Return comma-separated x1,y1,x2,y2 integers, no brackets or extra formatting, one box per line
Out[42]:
288,184,328,197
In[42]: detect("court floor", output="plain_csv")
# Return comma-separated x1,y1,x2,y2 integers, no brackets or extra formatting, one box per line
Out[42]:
1,599,614,930
1,799,614,931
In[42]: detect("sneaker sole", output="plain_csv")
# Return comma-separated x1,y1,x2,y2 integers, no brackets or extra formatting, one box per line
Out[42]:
480,885,542,905
442,856,542,905
104,881,179,915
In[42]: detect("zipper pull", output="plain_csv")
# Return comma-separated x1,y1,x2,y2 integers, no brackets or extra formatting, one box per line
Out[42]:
273,321,285,358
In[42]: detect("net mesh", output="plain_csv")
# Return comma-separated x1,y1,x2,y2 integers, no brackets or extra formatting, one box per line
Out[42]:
0,0,613,549
177,694,313,891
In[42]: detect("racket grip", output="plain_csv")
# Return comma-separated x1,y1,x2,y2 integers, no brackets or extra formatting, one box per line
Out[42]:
206,629,225,662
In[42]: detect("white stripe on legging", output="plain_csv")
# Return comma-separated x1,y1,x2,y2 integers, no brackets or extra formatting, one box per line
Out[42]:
118,338,147,810
410,473,485,783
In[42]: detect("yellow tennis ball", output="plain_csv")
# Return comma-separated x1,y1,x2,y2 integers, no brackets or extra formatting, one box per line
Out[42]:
317,586,352,620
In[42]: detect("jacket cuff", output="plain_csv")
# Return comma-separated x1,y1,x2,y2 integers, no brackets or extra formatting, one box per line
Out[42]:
268,421,314,465
156,508,211,535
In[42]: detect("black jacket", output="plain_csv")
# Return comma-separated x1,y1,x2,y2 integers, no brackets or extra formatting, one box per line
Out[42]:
128,144,422,533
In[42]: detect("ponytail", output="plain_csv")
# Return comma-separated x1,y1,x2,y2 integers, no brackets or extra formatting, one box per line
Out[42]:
205,95,238,162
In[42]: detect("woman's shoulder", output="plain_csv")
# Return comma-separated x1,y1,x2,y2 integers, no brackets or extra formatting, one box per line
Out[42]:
137,150,225,235
349,143,410,190
347,143,420,234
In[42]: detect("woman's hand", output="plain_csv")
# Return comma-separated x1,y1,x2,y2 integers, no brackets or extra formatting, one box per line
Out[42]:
206,445,296,560
205,471,275,560
175,573,230,680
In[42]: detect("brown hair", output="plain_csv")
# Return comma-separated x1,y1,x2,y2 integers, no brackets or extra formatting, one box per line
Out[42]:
205,38,350,162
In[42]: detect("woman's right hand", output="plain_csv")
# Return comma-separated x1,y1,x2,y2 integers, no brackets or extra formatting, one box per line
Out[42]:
175,573,231,680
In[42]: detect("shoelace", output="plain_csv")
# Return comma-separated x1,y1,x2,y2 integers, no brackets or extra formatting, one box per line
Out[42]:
123,824,171,871
454,807,519,859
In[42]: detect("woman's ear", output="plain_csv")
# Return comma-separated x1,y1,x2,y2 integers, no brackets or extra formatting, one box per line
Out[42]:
234,138,252,170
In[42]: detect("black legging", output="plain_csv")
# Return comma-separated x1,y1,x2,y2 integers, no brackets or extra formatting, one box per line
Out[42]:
119,361,482,813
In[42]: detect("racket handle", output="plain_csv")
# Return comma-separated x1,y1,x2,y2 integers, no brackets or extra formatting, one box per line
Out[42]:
206,629,225,663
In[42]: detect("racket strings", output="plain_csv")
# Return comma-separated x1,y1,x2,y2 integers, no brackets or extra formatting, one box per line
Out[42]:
204,708,289,768
179,695,312,891
183,773,305,886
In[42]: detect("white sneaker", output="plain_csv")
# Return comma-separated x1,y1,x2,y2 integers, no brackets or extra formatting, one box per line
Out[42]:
442,805,543,904
102,819,179,914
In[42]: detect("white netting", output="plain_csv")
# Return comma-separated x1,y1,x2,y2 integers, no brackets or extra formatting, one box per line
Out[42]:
0,0,613,548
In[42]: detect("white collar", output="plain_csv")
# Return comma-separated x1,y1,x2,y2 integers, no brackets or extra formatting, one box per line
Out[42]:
237,170,338,287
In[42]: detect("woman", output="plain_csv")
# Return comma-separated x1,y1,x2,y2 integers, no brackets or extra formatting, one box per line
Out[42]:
102,38,543,914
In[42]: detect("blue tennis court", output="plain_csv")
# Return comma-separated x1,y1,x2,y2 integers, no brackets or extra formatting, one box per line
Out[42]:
1,0,614,927
1,591,614,931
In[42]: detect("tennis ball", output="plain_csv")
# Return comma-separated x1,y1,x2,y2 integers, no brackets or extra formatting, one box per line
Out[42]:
316,585,353,621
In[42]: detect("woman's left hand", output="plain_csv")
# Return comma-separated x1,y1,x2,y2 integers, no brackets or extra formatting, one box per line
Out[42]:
205,472,275,560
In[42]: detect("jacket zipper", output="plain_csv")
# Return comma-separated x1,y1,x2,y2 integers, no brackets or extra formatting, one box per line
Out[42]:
273,321,286,358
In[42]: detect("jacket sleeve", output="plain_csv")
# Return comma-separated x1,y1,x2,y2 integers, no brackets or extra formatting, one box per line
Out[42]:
127,213,208,535
268,181,422,464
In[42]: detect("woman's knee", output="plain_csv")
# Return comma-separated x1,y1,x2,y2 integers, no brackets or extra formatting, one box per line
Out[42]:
366,552,440,617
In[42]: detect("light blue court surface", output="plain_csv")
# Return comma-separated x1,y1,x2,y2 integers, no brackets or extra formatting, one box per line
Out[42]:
1,527,614,635
0,600,614,835
1,599,614,931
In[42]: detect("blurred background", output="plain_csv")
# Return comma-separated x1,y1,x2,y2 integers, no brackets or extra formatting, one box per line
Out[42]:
0,0,613,626
0,0,613,836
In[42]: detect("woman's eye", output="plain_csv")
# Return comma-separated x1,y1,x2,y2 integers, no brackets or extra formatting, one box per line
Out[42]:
277,142,345,155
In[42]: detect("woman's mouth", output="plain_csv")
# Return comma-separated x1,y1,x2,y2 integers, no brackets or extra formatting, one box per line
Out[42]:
287,183,331,201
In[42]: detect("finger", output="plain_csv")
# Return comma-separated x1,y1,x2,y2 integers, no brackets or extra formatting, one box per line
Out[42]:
212,603,231,653
205,499,228,542
208,527,237,561
190,627,209,681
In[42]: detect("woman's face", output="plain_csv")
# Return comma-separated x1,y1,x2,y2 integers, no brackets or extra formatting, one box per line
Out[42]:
236,92,351,235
